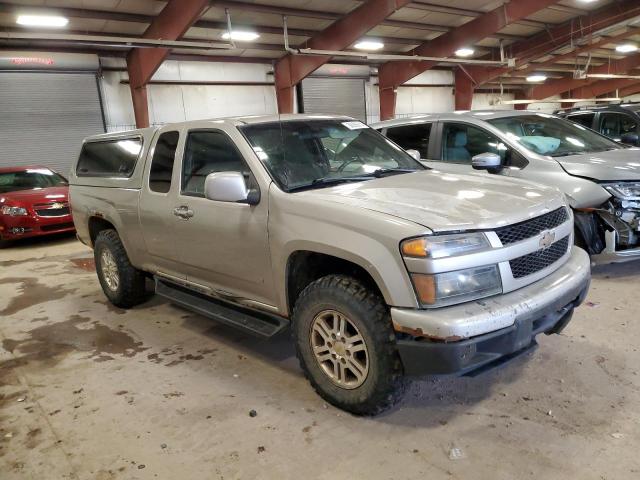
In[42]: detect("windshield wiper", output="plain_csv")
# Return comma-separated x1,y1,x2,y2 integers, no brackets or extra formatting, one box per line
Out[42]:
550,151,584,157
367,167,420,178
289,176,373,192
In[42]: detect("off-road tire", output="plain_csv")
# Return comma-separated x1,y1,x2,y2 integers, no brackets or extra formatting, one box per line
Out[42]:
292,275,406,416
94,229,146,308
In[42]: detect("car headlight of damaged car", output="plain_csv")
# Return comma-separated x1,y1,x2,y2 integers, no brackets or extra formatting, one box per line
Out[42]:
603,182,640,201
402,233,502,307
1,206,28,216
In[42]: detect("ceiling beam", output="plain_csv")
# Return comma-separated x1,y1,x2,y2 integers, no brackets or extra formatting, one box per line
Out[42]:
514,27,640,77
127,0,210,128
0,2,496,50
358,0,550,29
567,78,639,99
619,82,640,98
274,0,411,113
464,0,640,86
211,0,525,40
127,0,210,88
378,0,560,119
529,52,640,99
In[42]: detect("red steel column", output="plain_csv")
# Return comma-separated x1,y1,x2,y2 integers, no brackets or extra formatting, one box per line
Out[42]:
129,83,150,129
454,68,474,110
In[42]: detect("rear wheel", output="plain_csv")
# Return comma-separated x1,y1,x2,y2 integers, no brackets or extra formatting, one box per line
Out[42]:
94,229,146,308
293,275,406,416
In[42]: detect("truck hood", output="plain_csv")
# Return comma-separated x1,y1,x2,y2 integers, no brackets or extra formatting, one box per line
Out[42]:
556,148,640,181
301,171,564,232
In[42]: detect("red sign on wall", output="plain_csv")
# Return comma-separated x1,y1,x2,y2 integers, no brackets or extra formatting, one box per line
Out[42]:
10,57,55,66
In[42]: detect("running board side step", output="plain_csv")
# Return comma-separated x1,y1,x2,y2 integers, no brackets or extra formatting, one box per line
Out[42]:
155,278,289,338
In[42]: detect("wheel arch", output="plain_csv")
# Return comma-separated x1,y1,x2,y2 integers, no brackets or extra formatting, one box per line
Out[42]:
284,248,394,316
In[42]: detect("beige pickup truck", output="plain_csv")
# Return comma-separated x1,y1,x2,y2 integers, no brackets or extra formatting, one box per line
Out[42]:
70,115,591,415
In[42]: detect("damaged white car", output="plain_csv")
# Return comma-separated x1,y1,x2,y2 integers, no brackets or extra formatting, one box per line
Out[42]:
374,111,640,264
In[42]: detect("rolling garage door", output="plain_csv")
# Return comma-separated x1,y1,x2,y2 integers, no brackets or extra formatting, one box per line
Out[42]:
300,77,367,121
0,72,105,176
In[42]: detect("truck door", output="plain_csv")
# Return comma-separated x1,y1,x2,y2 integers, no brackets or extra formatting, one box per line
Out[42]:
139,126,186,280
172,127,275,307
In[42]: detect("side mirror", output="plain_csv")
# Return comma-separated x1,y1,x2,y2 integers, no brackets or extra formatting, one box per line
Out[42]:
204,172,260,205
620,132,640,146
472,152,502,171
406,149,421,161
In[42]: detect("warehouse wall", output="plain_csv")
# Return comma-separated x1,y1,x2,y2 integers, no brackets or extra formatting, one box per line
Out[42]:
99,59,517,130
99,59,277,132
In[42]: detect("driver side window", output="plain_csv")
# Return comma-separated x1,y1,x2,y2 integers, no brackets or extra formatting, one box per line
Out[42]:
182,130,250,197
441,123,507,164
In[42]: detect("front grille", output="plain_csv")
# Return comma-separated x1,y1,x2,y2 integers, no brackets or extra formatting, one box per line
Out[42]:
496,207,569,245
40,222,74,232
509,236,570,279
36,207,70,217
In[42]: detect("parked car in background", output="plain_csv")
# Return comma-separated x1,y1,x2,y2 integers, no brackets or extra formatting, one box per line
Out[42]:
374,111,640,263
70,115,590,415
557,104,640,146
0,166,74,245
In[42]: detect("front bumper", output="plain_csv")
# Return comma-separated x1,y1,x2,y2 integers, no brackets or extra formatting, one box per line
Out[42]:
391,247,591,376
0,214,75,240
591,230,640,265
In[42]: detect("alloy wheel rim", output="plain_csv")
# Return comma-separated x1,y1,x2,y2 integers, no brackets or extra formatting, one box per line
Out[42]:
100,249,119,292
310,309,369,389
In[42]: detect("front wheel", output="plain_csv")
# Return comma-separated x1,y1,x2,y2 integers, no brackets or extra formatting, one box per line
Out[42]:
292,275,406,415
94,229,146,308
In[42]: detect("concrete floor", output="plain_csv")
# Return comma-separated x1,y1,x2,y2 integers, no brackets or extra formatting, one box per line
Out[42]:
1,236,639,480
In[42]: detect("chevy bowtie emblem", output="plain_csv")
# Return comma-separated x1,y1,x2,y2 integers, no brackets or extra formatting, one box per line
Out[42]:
539,230,555,249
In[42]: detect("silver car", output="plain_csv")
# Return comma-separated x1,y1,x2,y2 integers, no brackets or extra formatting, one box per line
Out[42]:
374,111,640,264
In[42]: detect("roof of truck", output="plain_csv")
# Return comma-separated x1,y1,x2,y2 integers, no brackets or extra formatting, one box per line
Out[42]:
83,114,357,142
372,110,549,129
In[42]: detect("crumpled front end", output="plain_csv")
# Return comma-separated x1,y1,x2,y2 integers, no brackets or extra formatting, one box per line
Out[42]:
575,183,640,264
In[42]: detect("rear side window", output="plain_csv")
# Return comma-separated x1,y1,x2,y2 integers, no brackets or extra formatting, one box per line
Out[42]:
567,113,595,129
182,130,248,196
385,123,432,159
77,137,142,177
149,131,179,193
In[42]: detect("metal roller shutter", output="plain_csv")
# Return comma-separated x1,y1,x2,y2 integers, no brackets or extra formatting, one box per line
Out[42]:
301,77,366,121
0,72,105,176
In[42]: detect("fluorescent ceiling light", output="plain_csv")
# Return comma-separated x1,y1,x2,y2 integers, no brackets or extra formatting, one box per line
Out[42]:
221,31,260,41
526,74,547,82
455,48,474,57
354,40,384,51
616,43,638,53
16,15,68,27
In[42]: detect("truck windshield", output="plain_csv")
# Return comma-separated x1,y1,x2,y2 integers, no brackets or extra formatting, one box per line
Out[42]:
0,168,67,193
488,114,621,157
239,119,424,191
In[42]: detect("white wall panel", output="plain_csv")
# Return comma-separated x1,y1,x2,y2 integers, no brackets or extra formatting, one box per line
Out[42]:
148,84,187,124
472,93,515,111
527,95,561,112
100,60,277,132
395,86,455,116
181,85,276,119
405,70,454,85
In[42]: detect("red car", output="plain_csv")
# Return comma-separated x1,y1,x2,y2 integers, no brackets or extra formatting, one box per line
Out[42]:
0,166,75,243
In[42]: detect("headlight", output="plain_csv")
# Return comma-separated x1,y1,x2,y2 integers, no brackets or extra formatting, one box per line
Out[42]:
602,182,640,200
401,232,490,259
1,206,28,216
411,265,502,308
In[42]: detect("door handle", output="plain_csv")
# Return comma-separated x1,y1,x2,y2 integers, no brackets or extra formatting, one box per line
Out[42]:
173,206,194,219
